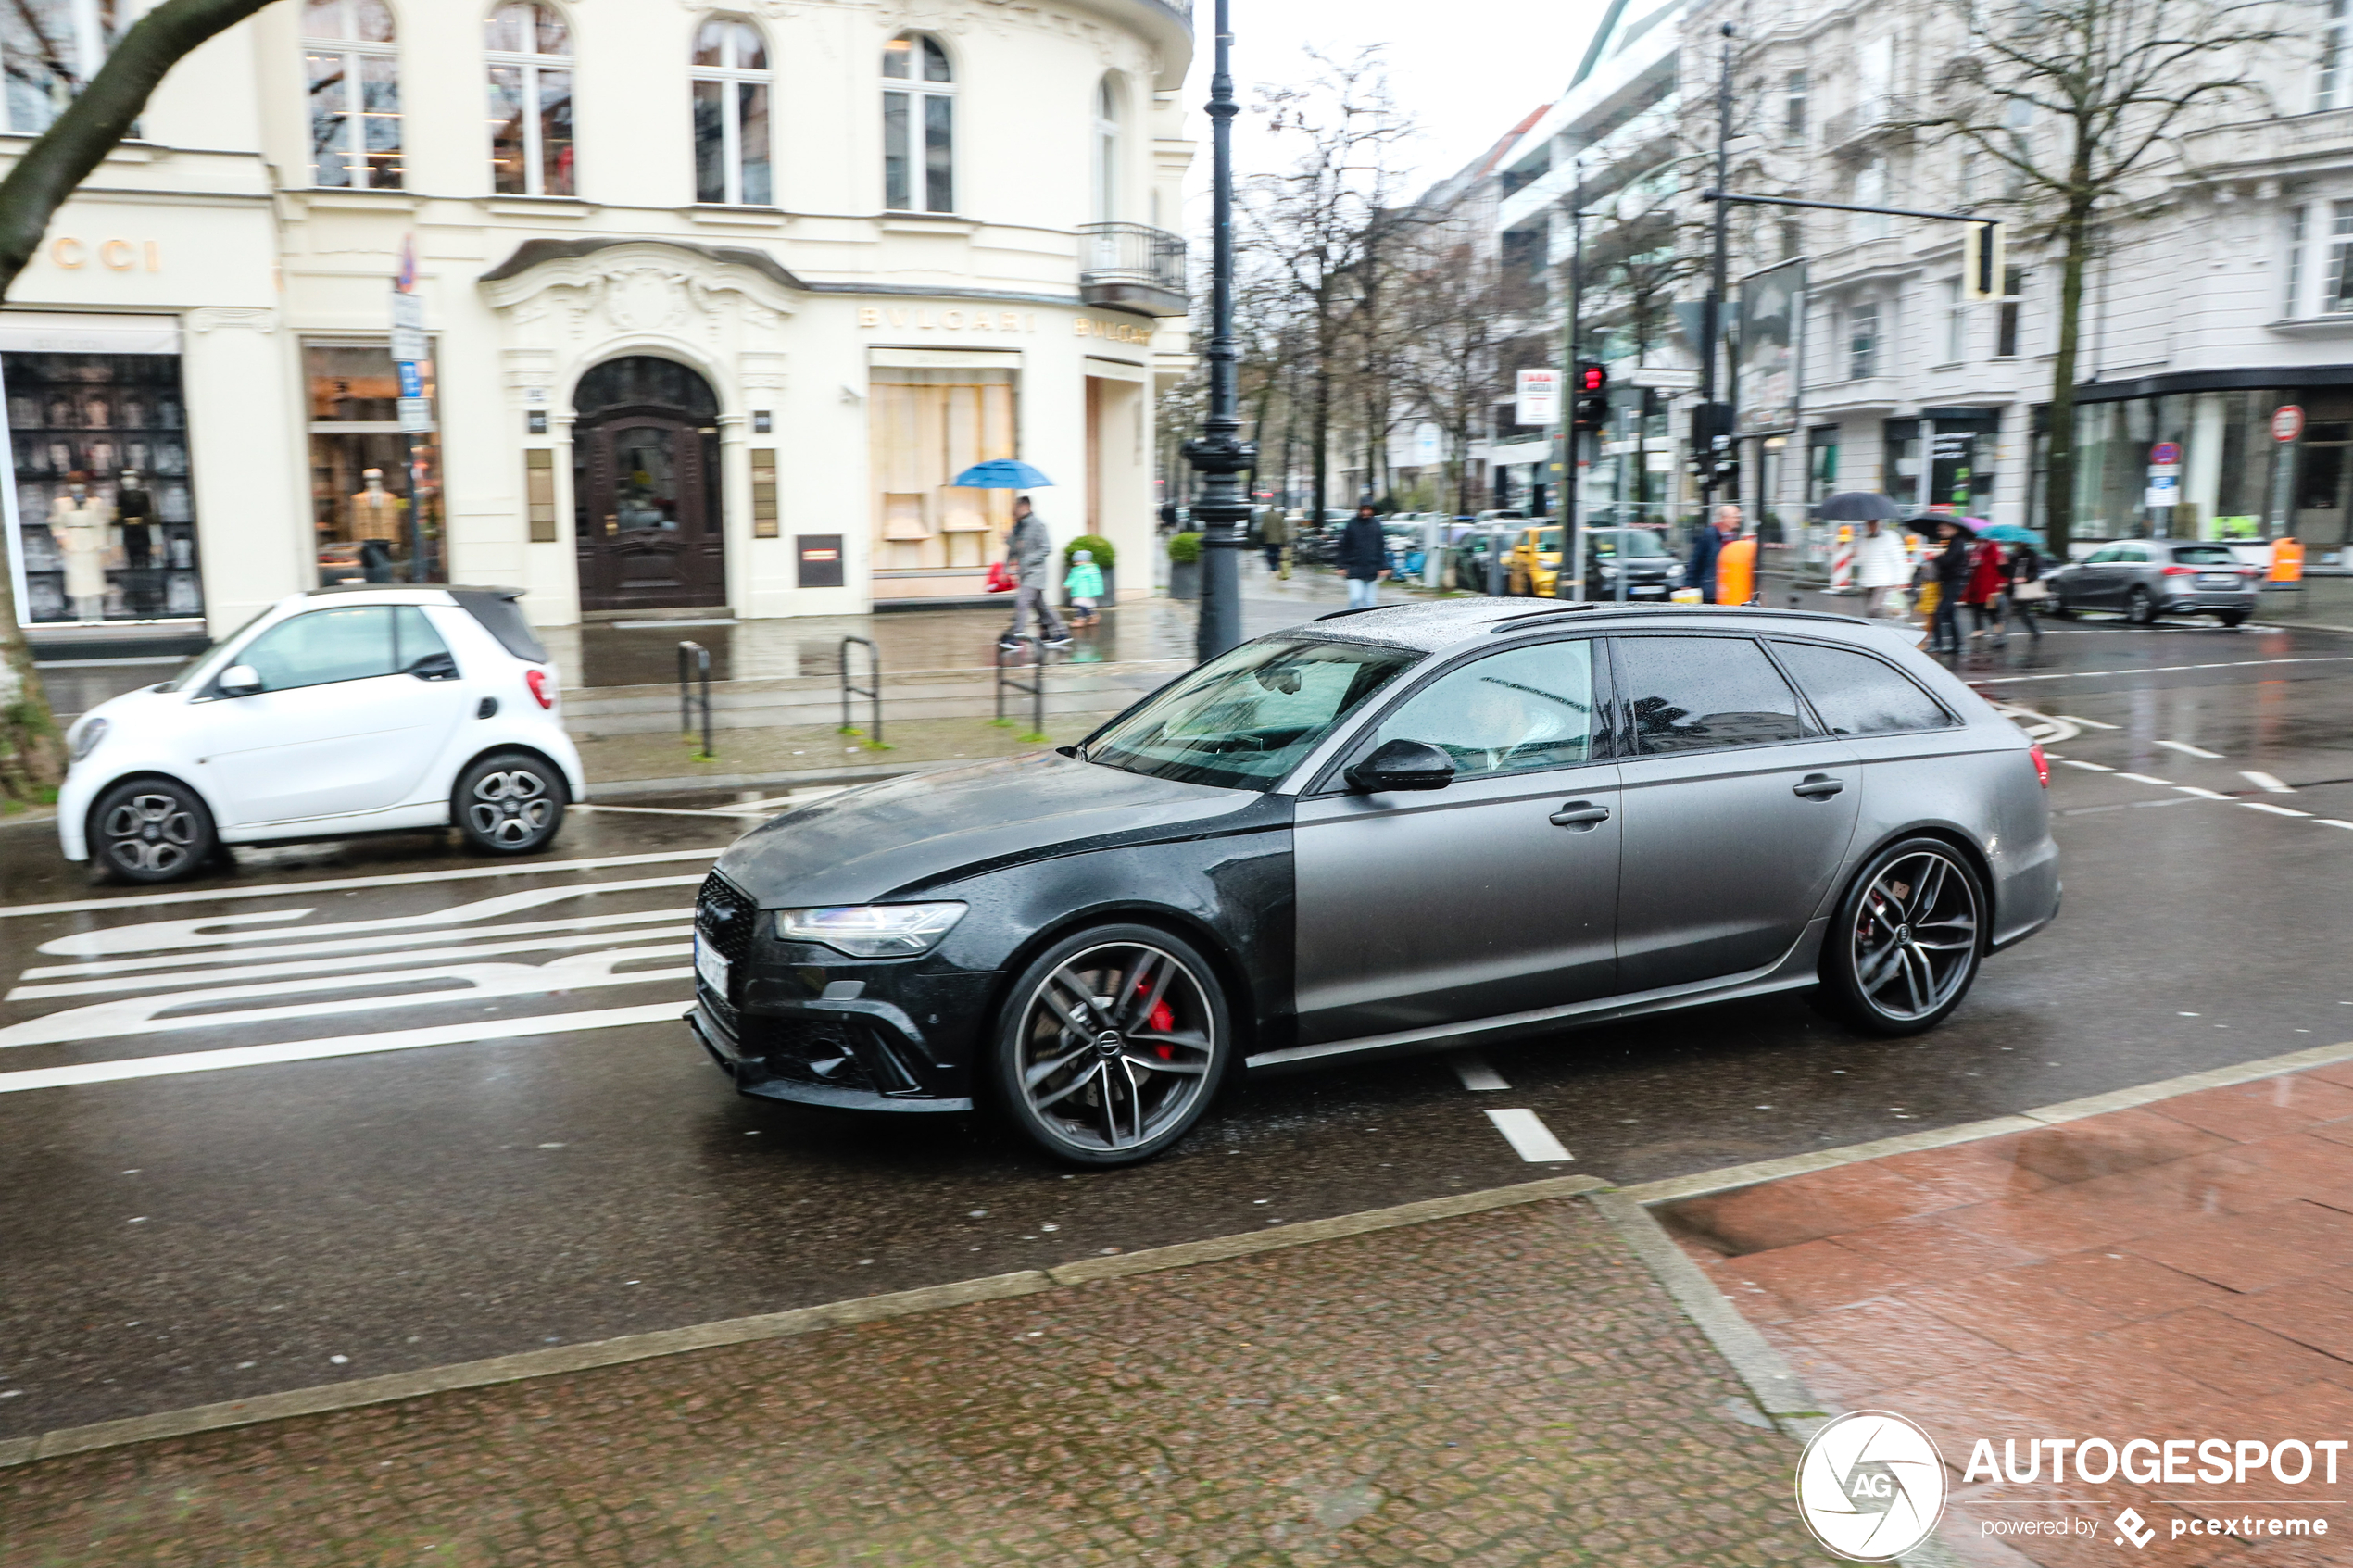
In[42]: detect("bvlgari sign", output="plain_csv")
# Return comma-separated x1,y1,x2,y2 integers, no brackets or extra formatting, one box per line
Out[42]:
857,306,1039,333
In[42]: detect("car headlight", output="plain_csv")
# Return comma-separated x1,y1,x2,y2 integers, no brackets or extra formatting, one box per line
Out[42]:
775,902,968,959
68,716,107,764
1599,561,1619,575
1667,563,1686,581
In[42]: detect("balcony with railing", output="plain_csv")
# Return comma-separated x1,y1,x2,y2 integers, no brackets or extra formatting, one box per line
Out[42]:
1078,221,1188,317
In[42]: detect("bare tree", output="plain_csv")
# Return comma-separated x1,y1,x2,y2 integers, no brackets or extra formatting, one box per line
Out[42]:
0,0,281,800
1912,0,2284,553
1395,217,1516,516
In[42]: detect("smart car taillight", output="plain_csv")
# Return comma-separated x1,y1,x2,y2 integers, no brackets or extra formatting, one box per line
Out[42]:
2029,743,2050,788
525,668,555,709
2161,565,2196,577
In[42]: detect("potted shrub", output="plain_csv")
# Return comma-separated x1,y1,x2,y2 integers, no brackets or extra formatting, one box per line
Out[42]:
1061,534,1117,608
1167,531,1202,599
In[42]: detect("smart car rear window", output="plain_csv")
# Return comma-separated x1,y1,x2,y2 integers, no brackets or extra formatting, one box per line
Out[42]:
2171,546,2237,565
450,588,547,662
1771,640,1953,735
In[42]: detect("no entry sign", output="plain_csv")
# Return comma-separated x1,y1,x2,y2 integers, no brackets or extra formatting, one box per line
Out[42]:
2274,404,2307,442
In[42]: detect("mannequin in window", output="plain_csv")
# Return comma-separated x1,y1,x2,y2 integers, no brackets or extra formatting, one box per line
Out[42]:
50,470,112,622
351,467,405,575
116,467,156,615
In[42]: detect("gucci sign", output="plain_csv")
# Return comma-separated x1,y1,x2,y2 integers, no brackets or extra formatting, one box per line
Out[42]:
46,237,163,272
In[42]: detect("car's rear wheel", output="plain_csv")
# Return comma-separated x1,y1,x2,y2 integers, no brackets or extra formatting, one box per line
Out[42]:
993,923,1231,1166
453,750,566,855
92,777,215,884
2217,611,2248,628
1818,837,1985,1036
2124,585,2156,624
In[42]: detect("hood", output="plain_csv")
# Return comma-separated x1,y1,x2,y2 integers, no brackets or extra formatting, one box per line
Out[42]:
715,751,1265,905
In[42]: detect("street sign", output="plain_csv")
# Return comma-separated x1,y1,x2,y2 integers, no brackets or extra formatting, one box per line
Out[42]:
390,290,426,363
2145,474,2180,508
396,360,423,399
397,396,434,433
2150,441,2181,467
2274,404,2306,443
1516,368,1560,426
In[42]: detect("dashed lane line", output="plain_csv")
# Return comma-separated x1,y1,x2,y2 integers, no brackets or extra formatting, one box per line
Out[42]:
2156,739,2225,759
2243,771,2295,793
2055,713,2120,730
2242,801,2313,818
2058,759,2115,771
2116,772,2174,786
1485,1108,1575,1163
1979,655,2353,685
1453,1054,1508,1092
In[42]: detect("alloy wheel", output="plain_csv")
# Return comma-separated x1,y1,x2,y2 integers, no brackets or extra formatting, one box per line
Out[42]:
1848,849,1980,1022
466,768,554,846
1013,941,1217,1155
102,792,200,877
2126,587,2155,624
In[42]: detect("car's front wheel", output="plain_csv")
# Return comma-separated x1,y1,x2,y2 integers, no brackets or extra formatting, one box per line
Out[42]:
993,923,1231,1166
1818,837,1985,1036
453,750,566,855
91,777,216,884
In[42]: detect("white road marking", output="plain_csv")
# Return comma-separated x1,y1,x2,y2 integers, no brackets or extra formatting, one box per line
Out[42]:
705,789,847,813
2117,772,2175,785
1453,1055,1508,1092
2320,821,2353,831
6,925,691,1000
2243,802,2312,818
35,876,704,959
2242,771,2294,793
2055,713,2120,729
2156,739,2224,759
2058,759,2115,771
2171,785,2232,799
1980,655,2353,685
0,1002,686,1095
0,949,689,1049
0,848,722,922
1485,1108,1572,1162
16,908,690,980
574,804,774,820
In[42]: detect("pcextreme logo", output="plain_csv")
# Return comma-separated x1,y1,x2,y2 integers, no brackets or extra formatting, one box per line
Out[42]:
1794,1411,1948,1562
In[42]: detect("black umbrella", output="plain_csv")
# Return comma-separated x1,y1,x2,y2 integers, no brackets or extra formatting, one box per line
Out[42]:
1813,491,1904,521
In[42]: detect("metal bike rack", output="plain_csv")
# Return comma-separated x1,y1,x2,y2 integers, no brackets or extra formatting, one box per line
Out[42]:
995,634,1046,738
839,634,882,744
677,640,712,758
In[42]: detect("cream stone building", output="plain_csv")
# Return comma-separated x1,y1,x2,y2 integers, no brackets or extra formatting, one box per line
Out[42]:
0,0,1193,645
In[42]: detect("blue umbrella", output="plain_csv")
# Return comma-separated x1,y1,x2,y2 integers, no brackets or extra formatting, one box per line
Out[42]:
951,458,1055,489
1981,524,2045,545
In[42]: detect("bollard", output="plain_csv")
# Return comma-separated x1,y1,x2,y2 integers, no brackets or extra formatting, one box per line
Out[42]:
678,640,712,759
838,634,882,746
994,634,1048,743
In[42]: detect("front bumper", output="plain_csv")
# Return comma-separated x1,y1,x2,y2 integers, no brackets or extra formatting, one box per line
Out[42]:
2158,591,2259,612
687,1004,974,1111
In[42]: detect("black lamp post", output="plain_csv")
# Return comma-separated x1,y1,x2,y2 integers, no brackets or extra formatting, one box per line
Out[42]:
1185,0,1255,663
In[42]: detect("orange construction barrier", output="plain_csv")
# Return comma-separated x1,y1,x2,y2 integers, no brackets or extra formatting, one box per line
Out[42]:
2270,535,2306,583
1718,534,1757,605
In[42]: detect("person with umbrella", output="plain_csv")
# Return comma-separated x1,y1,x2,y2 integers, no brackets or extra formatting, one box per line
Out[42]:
1927,518,1974,655
1815,492,1906,616
1981,523,2046,643
957,458,1072,650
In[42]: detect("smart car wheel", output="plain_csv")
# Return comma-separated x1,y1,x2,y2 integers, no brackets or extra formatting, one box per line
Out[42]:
454,751,565,855
92,777,215,884
1820,837,1984,1036
2124,585,2156,624
993,924,1231,1167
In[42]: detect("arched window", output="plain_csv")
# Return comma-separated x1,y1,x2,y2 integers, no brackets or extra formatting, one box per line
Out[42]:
882,32,952,213
305,0,401,189
692,18,771,206
486,2,573,196
1091,75,1119,223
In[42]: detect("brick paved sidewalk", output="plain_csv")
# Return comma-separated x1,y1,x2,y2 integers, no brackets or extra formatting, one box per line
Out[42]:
0,1198,1836,1568
1659,1064,2353,1567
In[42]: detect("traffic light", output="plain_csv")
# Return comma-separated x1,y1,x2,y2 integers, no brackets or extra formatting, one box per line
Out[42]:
1571,362,1609,432
1961,220,2006,302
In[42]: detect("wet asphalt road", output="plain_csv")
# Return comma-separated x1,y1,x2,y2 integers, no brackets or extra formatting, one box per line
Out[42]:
8,608,2353,1440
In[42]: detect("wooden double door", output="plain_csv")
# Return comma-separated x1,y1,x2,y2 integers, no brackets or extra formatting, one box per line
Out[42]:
574,408,725,612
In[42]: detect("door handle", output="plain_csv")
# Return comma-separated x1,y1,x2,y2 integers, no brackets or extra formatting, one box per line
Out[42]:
1793,774,1845,799
1549,801,1612,828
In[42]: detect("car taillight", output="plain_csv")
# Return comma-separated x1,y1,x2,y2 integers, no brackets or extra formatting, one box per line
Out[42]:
525,668,555,709
2029,743,2050,788
2161,565,2196,577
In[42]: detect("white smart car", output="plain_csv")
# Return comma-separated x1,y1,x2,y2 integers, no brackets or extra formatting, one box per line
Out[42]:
58,584,586,883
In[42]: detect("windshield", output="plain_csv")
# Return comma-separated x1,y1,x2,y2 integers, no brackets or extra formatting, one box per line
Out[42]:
1086,636,1418,792
1589,530,1669,559
1532,528,1563,552
2172,546,2238,565
154,607,271,693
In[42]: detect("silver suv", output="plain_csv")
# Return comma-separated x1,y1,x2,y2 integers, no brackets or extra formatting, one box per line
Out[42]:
2047,541,2260,626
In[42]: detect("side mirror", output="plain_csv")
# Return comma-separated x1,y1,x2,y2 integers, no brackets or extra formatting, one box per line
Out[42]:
408,651,459,681
217,664,261,697
1346,737,1454,794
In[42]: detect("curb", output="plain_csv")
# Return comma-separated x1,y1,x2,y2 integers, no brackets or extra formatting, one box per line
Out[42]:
583,759,951,799
0,1173,1603,1471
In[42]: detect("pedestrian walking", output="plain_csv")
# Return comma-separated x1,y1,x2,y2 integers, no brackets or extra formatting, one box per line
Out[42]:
1928,521,1970,654
1259,507,1288,571
1687,506,1735,603
1000,496,1070,648
1063,547,1103,628
1854,518,1910,618
1964,534,2007,639
1999,538,2045,643
1337,504,1389,609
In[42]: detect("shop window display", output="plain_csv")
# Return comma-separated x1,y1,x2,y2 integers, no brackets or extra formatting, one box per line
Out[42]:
868,367,1014,596
307,342,442,584
3,352,202,622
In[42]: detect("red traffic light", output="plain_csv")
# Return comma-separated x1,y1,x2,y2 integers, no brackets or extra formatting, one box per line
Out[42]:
1578,363,1607,394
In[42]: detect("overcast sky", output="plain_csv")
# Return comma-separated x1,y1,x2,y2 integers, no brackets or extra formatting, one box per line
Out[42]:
1176,0,1616,204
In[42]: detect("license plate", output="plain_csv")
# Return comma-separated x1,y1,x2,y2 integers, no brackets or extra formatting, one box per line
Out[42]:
695,935,730,998
2197,573,2238,589
1631,584,1667,596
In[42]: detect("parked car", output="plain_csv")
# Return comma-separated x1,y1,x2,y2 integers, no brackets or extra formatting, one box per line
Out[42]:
1504,525,1565,596
58,585,584,883
2045,540,2260,625
1583,527,1685,600
689,599,2059,1165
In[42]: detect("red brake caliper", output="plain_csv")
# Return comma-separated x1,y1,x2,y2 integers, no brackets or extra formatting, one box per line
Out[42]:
1139,972,1176,1058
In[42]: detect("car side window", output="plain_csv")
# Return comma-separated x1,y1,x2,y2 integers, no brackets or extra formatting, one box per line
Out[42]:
2083,546,2119,564
1617,635,1808,755
1363,639,1599,780
234,607,396,692
394,606,453,672
1770,640,1952,735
